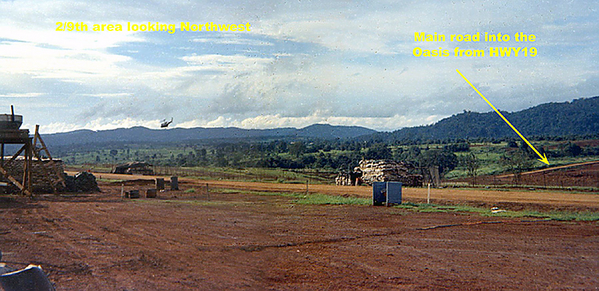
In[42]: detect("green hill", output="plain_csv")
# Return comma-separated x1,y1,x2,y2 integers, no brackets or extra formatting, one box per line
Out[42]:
372,96,599,142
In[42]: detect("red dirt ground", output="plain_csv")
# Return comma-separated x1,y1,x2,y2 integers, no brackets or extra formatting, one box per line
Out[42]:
1,178,598,290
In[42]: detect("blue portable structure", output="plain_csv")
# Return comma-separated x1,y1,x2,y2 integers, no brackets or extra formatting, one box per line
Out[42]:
373,182,402,206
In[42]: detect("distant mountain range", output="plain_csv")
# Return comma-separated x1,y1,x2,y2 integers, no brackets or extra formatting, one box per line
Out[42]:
41,124,377,147
41,96,599,147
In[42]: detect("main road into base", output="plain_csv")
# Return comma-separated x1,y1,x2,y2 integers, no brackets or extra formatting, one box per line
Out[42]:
77,172,599,208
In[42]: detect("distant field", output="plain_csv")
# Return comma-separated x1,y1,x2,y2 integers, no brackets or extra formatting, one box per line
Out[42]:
455,161,599,190
443,140,599,179
66,164,336,185
60,138,599,189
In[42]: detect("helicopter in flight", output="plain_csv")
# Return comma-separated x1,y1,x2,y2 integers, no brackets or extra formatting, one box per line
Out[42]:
160,117,173,128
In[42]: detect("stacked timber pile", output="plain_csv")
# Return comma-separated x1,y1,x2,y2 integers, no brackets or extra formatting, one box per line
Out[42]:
0,157,65,193
358,159,423,187
335,174,351,186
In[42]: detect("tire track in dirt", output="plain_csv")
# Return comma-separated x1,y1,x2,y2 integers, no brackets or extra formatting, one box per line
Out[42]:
229,219,556,252
33,201,206,289
29,206,105,287
44,202,198,257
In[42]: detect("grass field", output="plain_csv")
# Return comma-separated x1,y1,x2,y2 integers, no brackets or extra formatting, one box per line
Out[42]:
67,164,336,184
220,189,599,221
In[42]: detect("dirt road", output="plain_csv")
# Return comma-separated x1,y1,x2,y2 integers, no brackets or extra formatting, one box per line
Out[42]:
84,172,599,210
496,160,599,178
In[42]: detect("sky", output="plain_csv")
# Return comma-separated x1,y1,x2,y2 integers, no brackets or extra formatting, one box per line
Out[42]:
1,0,598,133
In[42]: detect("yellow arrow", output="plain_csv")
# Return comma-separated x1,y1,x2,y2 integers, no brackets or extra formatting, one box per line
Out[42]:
456,69,549,165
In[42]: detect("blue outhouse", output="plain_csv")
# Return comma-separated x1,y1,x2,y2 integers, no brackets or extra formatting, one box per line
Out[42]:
373,182,402,206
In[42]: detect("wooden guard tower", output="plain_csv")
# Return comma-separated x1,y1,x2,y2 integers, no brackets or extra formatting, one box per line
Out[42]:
0,105,33,196
0,106,64,196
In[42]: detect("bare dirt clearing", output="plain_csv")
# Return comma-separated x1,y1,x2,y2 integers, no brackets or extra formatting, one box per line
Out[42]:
1,179,598,290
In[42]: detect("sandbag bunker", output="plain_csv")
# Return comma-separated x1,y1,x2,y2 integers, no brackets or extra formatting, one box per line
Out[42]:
122,176,179,199
0,106,99,196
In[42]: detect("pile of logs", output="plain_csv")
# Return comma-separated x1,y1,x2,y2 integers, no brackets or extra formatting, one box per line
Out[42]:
358,159,423,187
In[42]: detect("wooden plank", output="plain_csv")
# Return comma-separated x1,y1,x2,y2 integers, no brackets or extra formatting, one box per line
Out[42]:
26,142,32,195
44,159,66,188
0,164,32,196
34,127,53,160
22,143,28,195
33,125,66,189
10,145,25,161
32,125,39,149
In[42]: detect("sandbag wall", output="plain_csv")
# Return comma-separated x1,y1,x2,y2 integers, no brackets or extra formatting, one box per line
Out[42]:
335,174,352,186
358,159,423,187
0,158,64,193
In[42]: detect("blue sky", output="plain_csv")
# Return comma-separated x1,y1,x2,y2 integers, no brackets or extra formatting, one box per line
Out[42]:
1,0,598,133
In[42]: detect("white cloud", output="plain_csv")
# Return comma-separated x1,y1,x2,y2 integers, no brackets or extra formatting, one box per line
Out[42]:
33,117,163,134
180,54,273,71
1,0,598,133
177,113,441,132
192,35,273,46
0,40,133,82
80,93,133,98
0,93,44,98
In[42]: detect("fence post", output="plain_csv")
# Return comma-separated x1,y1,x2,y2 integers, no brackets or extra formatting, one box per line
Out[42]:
427,183,431,204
